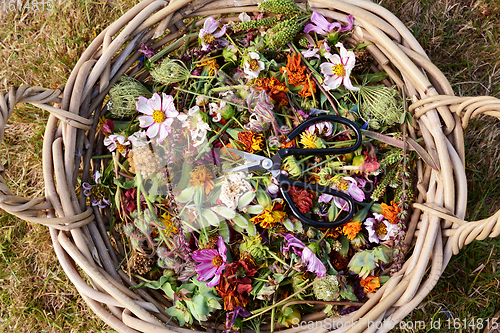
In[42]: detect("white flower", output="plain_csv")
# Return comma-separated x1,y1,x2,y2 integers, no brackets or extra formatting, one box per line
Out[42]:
219,172,253,210
319,42,359,91
239,12,251,22
103,134,130,156
243,52,265,79
178,106,211,147
364,213,398,243
208,102,224,123
128,131,148,148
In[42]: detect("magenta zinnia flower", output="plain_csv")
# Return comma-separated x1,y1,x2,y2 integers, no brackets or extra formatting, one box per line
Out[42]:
320,42,359,91
136,93,179,142
304,12,354,36
199,17,227,51
282,234,326,278
192,236,227,287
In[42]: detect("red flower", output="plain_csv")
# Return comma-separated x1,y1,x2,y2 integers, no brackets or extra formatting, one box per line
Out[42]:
216,256,258,310
287,186,313,214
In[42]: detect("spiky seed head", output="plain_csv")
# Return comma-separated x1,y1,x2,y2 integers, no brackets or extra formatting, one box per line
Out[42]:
258,0,302,14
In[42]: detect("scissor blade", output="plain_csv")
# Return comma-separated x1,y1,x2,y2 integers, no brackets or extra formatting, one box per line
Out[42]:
223,148,266,163
224,161,263,173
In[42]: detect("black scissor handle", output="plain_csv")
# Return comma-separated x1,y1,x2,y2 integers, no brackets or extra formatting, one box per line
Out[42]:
278,115,362,158
278,175,355,228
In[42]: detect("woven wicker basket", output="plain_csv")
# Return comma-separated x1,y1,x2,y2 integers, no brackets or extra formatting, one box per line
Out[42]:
2,0,500,332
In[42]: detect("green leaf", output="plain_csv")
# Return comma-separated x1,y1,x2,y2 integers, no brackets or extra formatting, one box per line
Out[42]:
177,186,195,203
218,220,231,243
246,222,257,236
360,72,388,83
354,42,372,50
232,213,249,228
202,208,221,227
340,284,358,302
226,128,243,140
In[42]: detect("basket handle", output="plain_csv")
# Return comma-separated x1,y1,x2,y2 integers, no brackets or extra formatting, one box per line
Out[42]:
410,95,500,253
0,85,94,229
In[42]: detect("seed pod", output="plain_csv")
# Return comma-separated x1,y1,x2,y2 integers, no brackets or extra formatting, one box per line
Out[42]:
265,18,302,49
234,17,279,31
258,0,302,14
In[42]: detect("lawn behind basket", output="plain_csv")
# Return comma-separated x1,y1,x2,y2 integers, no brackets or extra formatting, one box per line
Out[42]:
0,0,500,332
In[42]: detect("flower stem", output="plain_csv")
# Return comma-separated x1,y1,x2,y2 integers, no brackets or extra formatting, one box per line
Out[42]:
243,279,321,321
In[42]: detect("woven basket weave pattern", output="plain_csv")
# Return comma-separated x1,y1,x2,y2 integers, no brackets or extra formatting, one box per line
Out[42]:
1,0,500,332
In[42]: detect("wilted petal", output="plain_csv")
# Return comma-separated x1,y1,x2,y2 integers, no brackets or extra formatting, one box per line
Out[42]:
302,247,326,277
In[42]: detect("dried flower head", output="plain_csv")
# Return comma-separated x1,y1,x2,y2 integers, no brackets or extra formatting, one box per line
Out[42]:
108,76,152,118
313,275,340,301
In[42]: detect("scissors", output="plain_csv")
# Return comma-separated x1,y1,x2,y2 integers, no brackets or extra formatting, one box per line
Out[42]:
223,115,362,228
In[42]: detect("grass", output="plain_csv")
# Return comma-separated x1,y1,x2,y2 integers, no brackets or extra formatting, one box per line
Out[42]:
0,0,500,332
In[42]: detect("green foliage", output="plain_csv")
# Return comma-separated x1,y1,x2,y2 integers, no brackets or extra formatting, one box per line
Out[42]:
348,246,393,279
132,277,221,325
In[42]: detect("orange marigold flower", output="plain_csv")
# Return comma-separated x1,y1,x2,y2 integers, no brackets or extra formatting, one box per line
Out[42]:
342,221,362,240
254,77,289,106
238,131,264,153
189,165,215,194
360,275,380,293
381,201,401,224
279,53,316,97
250,199,287,229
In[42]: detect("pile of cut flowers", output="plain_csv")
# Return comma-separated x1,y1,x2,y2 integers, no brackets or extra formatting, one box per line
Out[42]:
88,0,425,331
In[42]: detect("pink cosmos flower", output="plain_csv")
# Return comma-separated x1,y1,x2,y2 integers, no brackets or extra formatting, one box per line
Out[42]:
283,234,326,278
364,213,398,243
136,93,179,142
318,176,365,211
192,236,227,287
304,12,354,36
199,17,227,51
320,42,359,91
103,134,130,156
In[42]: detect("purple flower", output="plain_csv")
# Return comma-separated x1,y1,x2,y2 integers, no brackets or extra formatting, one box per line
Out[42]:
282,234,326,278
302,39,331,59
138,43,156,59
318,176,365,211
199,17,227,51
364,213,398,243
136,93,179,142
304,12,354,36
192,236,227,287
302,247,327,278
320,42,359,91
226,306,251,328
92,198,111,209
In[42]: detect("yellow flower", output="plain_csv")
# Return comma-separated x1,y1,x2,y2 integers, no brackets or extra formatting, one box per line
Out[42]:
197,57,219,76
161,212,178,235
342,221,362,240
299,131,325,149
250,200,287,229
238,131,264,153
190,165,215,194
